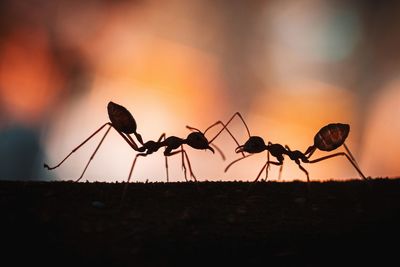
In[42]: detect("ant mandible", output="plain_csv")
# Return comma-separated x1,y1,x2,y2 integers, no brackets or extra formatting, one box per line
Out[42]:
44,102,238,184
224,116,368,183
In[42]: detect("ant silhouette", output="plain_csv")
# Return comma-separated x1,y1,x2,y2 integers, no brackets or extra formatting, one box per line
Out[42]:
44,101,146,182
44,101,239,184
224,115,368,183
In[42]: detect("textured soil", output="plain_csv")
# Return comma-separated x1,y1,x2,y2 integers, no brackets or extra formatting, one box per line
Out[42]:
1,178,399,266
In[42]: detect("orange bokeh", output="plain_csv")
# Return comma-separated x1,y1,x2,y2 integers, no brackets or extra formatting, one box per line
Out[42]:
0,27,63,125
1,1,398,182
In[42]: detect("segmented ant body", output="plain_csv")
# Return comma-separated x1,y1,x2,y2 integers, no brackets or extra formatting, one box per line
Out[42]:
224,116,368,183
128,125,222,184
44,101,231,184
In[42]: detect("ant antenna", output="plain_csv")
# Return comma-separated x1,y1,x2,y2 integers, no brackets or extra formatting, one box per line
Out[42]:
221,112,251,137
186,126,202,132
210,143,226,161
207,112,251,156
224,153,256,172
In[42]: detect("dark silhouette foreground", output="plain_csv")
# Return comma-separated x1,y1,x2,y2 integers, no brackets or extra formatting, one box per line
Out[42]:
1,178,399,266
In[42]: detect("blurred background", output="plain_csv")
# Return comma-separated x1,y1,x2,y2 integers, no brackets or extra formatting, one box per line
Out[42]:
0,0,399,182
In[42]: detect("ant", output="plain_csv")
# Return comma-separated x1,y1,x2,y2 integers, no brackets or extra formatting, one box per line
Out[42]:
44,101,239,184
223,114,368,183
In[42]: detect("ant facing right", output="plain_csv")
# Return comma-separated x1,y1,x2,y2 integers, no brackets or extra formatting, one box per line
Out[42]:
220,113,369,184
44,101,240,185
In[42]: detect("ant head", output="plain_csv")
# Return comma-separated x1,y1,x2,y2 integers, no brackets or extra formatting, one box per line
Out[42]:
186,132,214,153
107,102,137,134
236,136,267,154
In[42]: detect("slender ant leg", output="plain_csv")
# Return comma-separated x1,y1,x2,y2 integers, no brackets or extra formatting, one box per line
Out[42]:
342,143,362,170
76,125,112,182
120,152,149,203
245,160,282,195
181,145,188,181
296,163,310,183
165,148,197,182
307,152,367,180
44,122,142,171
44,123,110,170
182,149,197,181
254,161,282,182
156,133,168,182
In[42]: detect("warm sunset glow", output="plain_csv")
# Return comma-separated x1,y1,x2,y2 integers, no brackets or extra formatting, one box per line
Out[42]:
362,80,400,178
223,80,362,182
45,33,230,182
0,28,63,124
0,0,398,182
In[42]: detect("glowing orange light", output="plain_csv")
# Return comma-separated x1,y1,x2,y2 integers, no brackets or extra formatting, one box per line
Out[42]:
242,80,361,181
0,28,63,124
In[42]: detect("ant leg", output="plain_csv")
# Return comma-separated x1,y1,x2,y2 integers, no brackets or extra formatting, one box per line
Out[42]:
224,153,256,172
343,143,360,168
165,149,196,182
44,122,141,170
296,163,310,183
126,135,140,149
263,151,270,181
157,133,168,182
272,149,283,180
263,151,271,181
181,145,188,181
75,125,112,182
127,153,148,183
307,152,367,180
278,164,283,180
254,161,282,182
110,128,141,151
296,162,311,196
165,155,169,183
121,152,149,203
44,123,111,170
163,148,187,181
246,160,281,195
254,162,269,183
182,150,197,182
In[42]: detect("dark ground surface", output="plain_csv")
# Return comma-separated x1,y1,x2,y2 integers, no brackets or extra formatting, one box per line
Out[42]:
1,178,400,266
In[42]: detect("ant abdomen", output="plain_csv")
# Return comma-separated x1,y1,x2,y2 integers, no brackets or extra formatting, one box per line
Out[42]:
107,102,138,134
314,123,350,152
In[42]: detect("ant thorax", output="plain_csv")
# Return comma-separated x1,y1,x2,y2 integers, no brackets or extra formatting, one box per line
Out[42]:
266,143,286,162
244,136,267,153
